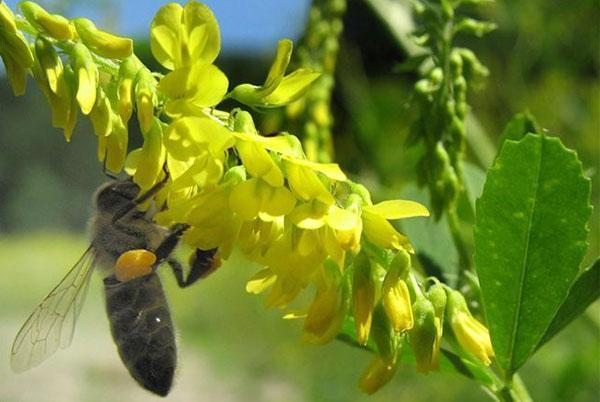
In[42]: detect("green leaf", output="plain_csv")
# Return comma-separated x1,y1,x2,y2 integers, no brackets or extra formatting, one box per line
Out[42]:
498,112,541,146
475,134,592,376
463,161,487,214
537,258,600,348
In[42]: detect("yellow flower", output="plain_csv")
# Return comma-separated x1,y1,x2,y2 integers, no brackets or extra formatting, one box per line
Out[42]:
164,116,234,161
229,178,296,222
362,200,429,251
124,118,166,190
0,2,34,96
134,68,157,133
238,217,284,261
97,114,128,172
447,290,494,365
283,157,346,204
150,1,220,70
89,87,113,137
73,18,133,59
352,252,375,345
117,57,141,123
32,37,73,132
382,267,413,333
228,39,321,109
71,43,98,115
358,357,398,395
20,1,74,40
302,263,347,344
158,63,228,116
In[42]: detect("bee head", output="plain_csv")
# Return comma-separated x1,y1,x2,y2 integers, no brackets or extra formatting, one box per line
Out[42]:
94,180,140,213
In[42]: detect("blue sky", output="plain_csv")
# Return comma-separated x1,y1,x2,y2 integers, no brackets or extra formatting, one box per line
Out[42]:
3,0,310,54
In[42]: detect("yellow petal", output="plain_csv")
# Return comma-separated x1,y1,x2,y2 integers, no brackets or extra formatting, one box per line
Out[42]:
364,200,429,220
246,269,277,294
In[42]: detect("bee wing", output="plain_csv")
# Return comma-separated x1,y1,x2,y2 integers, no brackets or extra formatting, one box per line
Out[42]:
10,245,96,372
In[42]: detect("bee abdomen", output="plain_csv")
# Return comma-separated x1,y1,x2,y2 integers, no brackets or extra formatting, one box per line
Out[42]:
104,273,176,397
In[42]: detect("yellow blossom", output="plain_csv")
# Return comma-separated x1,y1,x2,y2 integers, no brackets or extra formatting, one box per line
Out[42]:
125,118,166,190
352,252,375,345
97,114,128,172
0,2,34,95
447,290,494,365
362,200,429,251
150,1,220,70
229,39,321,109
302,263,347,344
20,1,74,40
135,68,157,133
73,18,133,59
117,57,140,122
32,37,72,131
72,43,98,115
164,116,234,161
358,357,398,395
158,63,228,116
229,178,296,222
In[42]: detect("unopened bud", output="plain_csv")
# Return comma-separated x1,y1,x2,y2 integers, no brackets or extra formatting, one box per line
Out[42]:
73,18,133,59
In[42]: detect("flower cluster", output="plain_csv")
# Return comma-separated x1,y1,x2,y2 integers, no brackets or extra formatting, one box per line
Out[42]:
0,0,494,393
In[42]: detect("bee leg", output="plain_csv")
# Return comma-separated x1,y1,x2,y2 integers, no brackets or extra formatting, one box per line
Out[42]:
166,248,219,288
111,177,171,224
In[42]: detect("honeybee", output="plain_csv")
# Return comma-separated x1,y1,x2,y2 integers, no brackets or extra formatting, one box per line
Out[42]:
10,178,218,396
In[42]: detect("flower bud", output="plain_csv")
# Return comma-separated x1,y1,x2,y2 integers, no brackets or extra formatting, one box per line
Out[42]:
20,1,74,40
371,303,401,365
382,264,413,333
32,36,73,130
0,2,34,95
117,57,140,122
303,268,347,344
447,290,494,365
134,68,156,134
428,283,447,327
89,87,112,137
71,42,98,115
73,18,133,59
409,296,442,373
358,357,398,395
352,252,375,345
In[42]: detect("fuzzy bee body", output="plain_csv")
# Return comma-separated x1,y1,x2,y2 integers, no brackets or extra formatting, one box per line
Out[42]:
104,273,176,397
9,178,214,397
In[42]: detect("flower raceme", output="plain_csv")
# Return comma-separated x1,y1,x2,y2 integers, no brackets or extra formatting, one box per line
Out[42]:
0,0,495,394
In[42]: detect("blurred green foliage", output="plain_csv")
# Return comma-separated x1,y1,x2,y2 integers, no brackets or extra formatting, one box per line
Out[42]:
0,0,598,400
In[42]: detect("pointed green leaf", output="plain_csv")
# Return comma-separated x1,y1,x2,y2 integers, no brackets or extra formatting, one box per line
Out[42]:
475,134,591,376
537,258,599,348
498,112,541,146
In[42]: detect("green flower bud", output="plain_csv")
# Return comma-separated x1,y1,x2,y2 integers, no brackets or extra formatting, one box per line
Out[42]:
352,251,375,345
409,296,442,373
427,283,447,327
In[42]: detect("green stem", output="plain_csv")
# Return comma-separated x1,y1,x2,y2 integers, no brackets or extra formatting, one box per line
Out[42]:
447,206,473,279
491,374,533,402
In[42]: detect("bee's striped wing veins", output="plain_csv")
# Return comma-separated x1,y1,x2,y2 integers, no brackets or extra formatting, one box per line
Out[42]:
10,246,96,372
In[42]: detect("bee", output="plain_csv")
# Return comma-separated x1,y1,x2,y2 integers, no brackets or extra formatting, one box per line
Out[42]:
10,178,219,396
